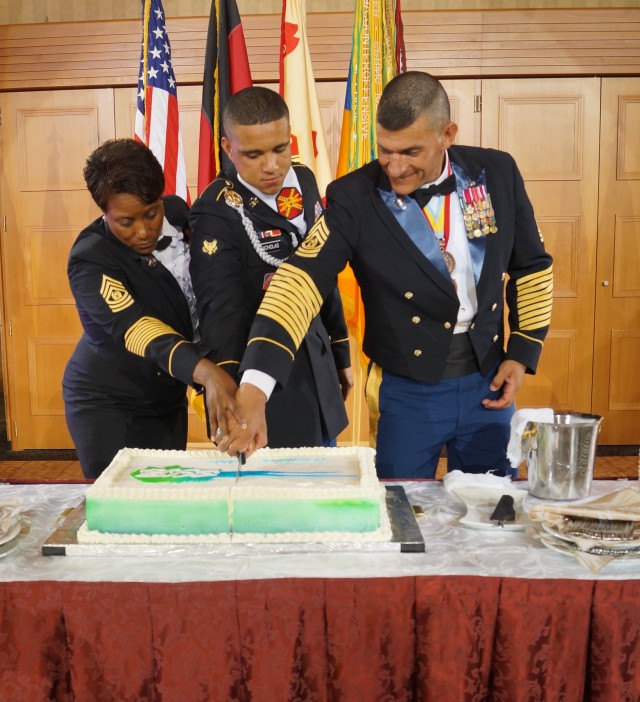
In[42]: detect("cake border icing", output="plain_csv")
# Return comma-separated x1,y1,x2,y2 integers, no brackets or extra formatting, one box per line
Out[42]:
79,446,392,544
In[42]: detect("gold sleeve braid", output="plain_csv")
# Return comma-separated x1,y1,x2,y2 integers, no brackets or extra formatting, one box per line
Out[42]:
255,263,323,349
515,265,553,331
124,316,183,357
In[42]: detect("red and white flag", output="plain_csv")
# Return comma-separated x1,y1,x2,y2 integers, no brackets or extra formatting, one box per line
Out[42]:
134,0,190,203
279,0,332,195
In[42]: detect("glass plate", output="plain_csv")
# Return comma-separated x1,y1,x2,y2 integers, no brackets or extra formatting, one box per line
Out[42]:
0,519,22,546
0,517,30,559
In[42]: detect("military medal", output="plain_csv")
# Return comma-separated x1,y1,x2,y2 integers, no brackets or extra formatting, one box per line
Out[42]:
421,182,456,278
460,182,498,238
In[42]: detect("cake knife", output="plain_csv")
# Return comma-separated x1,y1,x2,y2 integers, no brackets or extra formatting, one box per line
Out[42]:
236,452,246,482
489,494,516,527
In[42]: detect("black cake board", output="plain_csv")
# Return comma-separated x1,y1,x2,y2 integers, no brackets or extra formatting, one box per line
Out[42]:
42,485,425,556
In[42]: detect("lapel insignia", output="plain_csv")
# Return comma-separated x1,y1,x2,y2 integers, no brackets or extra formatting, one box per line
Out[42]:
146,255,158,267
276,187,304,219
249,196,259,208
100,275,134,313
202,239,219,256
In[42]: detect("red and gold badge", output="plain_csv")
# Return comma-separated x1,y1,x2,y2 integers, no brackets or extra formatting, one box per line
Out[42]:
276,187,304,219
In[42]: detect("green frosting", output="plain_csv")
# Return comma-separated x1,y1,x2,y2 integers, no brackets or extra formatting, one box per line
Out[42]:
86,498,230,535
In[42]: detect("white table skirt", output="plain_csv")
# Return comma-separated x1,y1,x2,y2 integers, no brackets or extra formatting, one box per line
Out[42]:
1,479,639,583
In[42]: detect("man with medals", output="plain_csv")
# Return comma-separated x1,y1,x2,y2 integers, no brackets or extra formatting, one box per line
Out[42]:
218,73,553,480
189,87,352,448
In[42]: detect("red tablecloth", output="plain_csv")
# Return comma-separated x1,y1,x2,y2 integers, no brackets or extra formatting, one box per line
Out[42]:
2,575,640,701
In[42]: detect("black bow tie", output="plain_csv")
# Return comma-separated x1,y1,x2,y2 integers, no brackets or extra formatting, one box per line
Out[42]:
411,174,456,208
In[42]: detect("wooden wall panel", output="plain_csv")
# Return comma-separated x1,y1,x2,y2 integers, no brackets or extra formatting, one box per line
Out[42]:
1,9,639,92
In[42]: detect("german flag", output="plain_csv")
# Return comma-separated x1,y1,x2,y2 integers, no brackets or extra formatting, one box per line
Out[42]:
197,0,252,195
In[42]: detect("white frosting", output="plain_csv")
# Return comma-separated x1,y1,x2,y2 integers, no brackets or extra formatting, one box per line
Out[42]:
79,446,392,544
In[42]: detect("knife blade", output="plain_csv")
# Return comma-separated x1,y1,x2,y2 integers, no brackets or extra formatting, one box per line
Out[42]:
236,452,246,483
489,494,516,527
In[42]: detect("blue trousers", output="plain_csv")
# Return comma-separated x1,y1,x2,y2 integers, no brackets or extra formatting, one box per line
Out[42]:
369,364,516,480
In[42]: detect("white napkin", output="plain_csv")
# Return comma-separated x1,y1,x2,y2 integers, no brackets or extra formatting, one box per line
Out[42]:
442,469,513,493
507,408,554,468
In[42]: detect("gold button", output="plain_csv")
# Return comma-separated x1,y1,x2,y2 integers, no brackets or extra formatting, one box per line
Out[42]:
414,349,422,357
444,322,452,329
501,272,506,281
412,316,420,324
404,291,414,299
491,303,497,311
493,334,499,342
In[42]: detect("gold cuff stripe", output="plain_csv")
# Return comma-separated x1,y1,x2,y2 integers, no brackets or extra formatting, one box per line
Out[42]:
167,339,188,377
331,337,349,344
516,266,553,289
262,288,307,342
100,274,134,313
124,316,180,357
256,264,323,348
297,217,330,259
517,268,553,329
247,336,295,361
519,300,553,318
520,315,552,331
219,360,240,366
511,331,544,346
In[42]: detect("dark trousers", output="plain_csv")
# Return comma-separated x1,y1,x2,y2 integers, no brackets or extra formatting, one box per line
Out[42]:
65,401,188,479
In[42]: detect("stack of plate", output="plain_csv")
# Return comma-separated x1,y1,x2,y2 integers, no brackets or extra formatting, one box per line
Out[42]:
539,519,640,562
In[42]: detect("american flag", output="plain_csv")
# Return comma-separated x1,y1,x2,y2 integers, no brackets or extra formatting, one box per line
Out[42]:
135,0,190,203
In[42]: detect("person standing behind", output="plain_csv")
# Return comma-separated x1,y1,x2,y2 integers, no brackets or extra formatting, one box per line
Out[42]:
189,87,352,448
221,72,553,478
63,139,244,479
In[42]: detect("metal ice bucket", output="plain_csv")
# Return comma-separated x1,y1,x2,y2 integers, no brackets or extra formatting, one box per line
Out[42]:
523,412,603,500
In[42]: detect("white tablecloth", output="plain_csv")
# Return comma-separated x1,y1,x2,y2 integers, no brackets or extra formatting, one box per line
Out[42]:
1,479,639,583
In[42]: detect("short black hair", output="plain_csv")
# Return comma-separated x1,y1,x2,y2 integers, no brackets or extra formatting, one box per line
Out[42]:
222,86,289,133
83,138,165,211
377,71,451,132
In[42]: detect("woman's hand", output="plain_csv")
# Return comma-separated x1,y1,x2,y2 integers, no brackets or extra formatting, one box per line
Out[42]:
191,359,247,446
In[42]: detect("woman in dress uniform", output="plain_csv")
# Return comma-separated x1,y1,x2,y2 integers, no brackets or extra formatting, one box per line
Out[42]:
63,139,242,479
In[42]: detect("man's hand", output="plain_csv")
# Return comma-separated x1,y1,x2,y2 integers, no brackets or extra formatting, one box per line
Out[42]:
224,383,269,457
191,358,246,444
338,367,354,401
482,360,526,410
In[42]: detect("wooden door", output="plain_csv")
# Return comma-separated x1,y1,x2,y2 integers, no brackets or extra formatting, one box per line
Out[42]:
481,78,601,416
0,89,116,448
592,78,640,443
